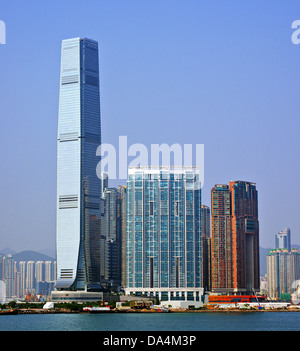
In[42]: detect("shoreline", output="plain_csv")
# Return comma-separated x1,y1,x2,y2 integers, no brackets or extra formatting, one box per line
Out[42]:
2,307,300,315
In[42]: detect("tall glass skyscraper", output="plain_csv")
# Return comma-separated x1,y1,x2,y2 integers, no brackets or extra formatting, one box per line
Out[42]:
275,228,291,252
55,38,102,292
125,166,203,302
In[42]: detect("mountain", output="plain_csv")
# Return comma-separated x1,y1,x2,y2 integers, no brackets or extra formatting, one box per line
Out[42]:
0,247,17,255
38,248,56,258
12,250,55,262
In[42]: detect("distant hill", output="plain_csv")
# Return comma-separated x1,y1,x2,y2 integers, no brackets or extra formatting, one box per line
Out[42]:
12,250,55,262
0,247,17,255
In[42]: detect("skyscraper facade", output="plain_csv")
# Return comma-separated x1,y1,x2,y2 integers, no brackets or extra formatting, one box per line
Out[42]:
211,181,260,294
19,261,26,297
26,261,35,292
55,37,102,292
211,184,232,293
201,205,211,291
125,166,203,302
275,228,291,252
3,255,14,298
229,181,260,293
267,248,300,300
119,185,127,288
103,187,122,290
201,205,210,238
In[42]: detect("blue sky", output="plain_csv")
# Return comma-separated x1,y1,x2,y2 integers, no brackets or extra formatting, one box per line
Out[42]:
0,0,299,252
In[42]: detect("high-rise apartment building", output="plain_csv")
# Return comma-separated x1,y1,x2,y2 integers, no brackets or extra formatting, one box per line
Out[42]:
26,261,35,292
14,265,21,299
35,261,45,283
275,228,291,252
103,188,120,241
201,205,210,238
55,38,102,293
211,181,260,294
229,180,260,293
267,248,300,300
45,261,55,282
103,187,122,290
211,184,232,293
119,185,127,288
201,205,211,291
125,166,203,303
19,261,26,297
3,255,14,298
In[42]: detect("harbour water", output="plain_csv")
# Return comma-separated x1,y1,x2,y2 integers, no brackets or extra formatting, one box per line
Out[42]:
0,311,299,331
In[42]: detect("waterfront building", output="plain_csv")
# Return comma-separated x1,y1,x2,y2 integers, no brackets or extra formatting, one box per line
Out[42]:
201,205,211,291
201,205,210,238
51,290,104,303
26,261,36,292
125,166,203,304
211,181,260,294
35,261,45,283
267,248,300,301
14,268,21,299
3,255,14,298
18,261,26,297
55,37,103,294
275,228,291,252
103,187,120,242
45,261,55,282
103,187,122,290
211,184,232,293
119,185,127,288
229,180,260,293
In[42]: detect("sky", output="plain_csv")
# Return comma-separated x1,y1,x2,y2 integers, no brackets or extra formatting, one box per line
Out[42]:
0,0,299,254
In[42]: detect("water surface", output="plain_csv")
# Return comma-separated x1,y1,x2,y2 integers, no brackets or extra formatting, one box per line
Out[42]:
0,312,299,331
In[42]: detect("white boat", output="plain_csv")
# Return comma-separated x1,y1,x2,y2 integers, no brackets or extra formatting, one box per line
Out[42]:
82,306,112,313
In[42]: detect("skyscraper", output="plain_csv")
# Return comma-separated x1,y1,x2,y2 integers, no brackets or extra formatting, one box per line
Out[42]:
211,184,232,293
201,205,210,238
55,38,102,293
211,181,260,294
103,187,122,290
229,181,260,293
35,261,45,284
125,166,203,303
275,228,291,252
119,185,127,288
3,255,14,298
26,261,35,292
201,205,211,291
18,261,26,298
267,248,300,300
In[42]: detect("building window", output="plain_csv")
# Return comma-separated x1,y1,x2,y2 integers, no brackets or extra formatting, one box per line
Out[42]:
150,201,154,216
175,201,179,216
